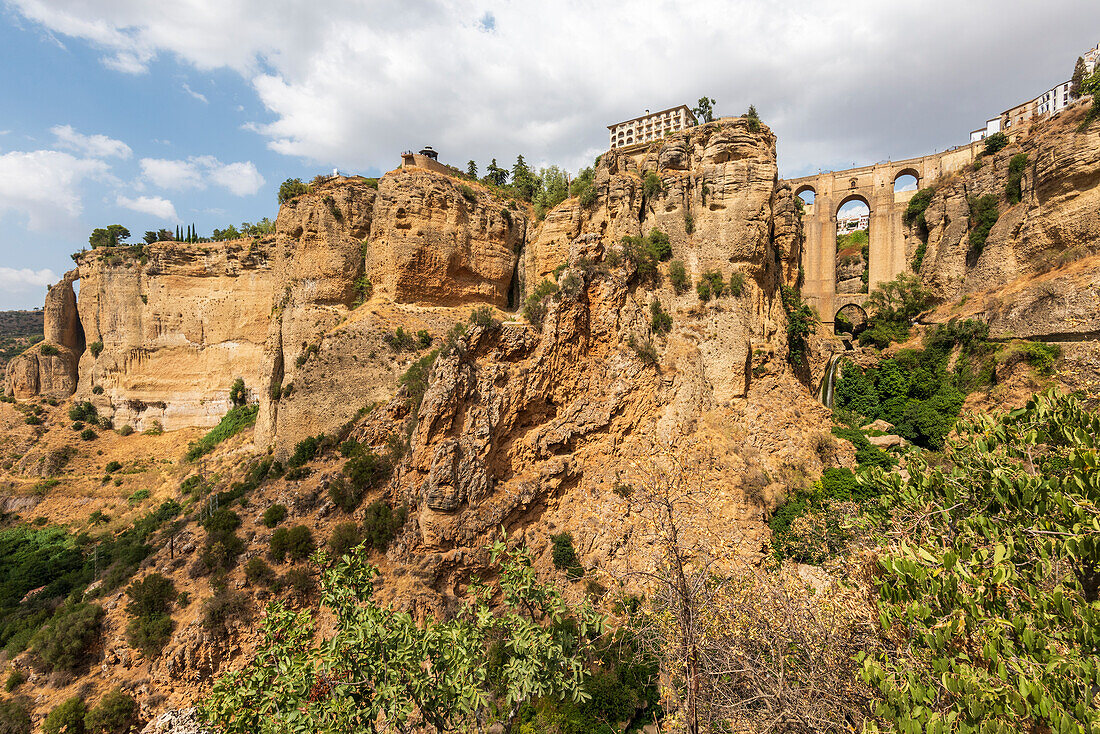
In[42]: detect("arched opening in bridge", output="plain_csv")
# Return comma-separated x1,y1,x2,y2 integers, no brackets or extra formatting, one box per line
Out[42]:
834,303,868,337
795,185,815,214
893,169,919,196
835,196,869,295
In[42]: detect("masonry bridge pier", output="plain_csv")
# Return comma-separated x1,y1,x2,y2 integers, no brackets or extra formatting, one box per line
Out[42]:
784,141,988,326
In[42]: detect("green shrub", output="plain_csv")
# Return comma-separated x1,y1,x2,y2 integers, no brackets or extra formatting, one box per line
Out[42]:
262,504,287,528
186,405,258,460
201,508,241,534
728,271,746,297
270,525,314,563
696,270,725,301
89,341,103,358
352,275,372,307
649,300,672,334
469,306,496,328
286,434,322,468
967,194,999,264
245,557,277,587
43,697,86,734
550,533,584,580
125,613,174,658
646,228,671,261
282,567,316,599
69,401,97,423
0,698,30,734
104,460,122,473
201,588,251,637
277,178,309,204
328,522,361,559
383,327,416,351
1005,152,1028,205
523,279,558,327
981,131,1008,155
125,573,176,618
400,350,439,413
283,466,310,481
118,425,134,436
3,670,24,693
416,330,432,349
668,260,689,294
40,344,59,356
459,184,477,203
31,602,104,671
127,489,150,505
84,687,138,734
997,340,1061,376
361,501,407,552
628,335,659,365
229,378,247,407
642,171,663,200
683,211,694,234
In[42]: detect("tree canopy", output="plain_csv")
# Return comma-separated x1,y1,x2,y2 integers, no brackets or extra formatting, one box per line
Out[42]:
202,538,604,733
88,225,130,248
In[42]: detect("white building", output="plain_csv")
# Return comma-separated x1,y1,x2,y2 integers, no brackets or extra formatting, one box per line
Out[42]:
838,213,869,233
1083,42,1099,74
970,117,1003,143
1035,80,1074,116
608,105,697,149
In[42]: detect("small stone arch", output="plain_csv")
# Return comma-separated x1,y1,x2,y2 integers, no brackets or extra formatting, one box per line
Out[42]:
893,167,920,193
834,303,868,335
835,193,870,215
795,184,816,206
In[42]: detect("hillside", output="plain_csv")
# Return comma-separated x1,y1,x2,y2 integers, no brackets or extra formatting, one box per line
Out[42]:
0,108,1099,733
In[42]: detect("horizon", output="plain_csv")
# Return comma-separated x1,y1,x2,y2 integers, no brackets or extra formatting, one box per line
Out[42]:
0,1,1098,309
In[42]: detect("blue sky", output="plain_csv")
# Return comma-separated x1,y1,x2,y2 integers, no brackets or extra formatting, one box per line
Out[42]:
0,0,1098,309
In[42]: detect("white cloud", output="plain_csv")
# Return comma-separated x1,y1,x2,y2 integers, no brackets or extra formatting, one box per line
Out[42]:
207,160,264,196
139,157,204,190
140,155,263,196
51,124,132,159
117,194,178,221
0,149,109,231
182,82,208,104
0,266,58,292
9,1,1100,176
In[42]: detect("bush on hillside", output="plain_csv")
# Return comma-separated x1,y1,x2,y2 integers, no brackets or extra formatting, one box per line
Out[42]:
31,602,103,672
0,697,31,734
186,406,258,461
84,687,139,734
361,501,407,552
261,504,287,528
668,260,689,294
42,697,86,734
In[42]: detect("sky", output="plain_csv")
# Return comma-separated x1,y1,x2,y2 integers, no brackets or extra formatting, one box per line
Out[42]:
0,1,1097,309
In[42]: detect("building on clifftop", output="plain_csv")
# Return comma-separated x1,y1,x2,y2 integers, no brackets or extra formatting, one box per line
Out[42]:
401,146,450,175
608,105,697,149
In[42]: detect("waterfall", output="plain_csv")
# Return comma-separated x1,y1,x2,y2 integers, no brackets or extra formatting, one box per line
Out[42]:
818,354,842,409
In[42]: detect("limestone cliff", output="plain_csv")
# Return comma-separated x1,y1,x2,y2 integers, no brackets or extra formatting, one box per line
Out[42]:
74,241,277,430
912,107,1100,339
254,173,529,453
5,270,82,399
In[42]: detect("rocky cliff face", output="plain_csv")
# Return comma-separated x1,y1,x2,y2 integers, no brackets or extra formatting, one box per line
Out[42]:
74,241,277,430
255,173,529,454
912,107,1100,335
5,270,83,399
526,119,801,292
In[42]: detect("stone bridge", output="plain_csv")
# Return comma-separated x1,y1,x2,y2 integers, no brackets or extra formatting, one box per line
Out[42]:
784,140,989,325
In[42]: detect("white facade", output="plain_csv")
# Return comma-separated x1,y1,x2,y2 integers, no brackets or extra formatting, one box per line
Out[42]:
970,117,1003,143
608,105,697,149
1036,80,1074,116
1083,43,1099,74
838,213,869,233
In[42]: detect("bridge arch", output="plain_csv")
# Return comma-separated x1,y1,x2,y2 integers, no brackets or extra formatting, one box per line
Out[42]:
893,168,920,193
834,303,868,335
795,184,816,204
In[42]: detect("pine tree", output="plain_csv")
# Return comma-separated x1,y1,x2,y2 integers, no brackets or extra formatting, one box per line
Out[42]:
512,155,535,201
1071,56,1087,97
466,160,478,179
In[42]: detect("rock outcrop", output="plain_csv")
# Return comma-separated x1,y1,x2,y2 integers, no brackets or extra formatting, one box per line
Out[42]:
913,108,1100,311
74,240,277,430
5,270,82,399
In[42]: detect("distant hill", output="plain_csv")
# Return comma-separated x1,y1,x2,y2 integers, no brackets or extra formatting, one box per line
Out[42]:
0,310,44,371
